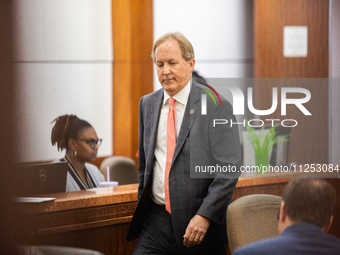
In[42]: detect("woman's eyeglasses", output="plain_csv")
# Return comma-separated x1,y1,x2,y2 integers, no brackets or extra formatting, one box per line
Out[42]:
78,139,103,149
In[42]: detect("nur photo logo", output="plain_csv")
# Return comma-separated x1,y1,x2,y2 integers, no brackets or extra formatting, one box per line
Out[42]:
196,80,312,128
197,83,222,115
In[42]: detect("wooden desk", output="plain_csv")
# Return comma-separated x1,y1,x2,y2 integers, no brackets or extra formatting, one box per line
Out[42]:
234,177,292,199
21,184,138,255
21,178,340,255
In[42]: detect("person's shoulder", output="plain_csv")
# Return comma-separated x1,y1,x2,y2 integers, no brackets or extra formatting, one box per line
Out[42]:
139,89,164,111
234,236,283,255
85,163,105,181
141,88,163,102
85,162,100,172
324,232,340,247
192,79,232,108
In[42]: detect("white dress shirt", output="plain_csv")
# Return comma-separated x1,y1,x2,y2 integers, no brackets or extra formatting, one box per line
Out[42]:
151,80,191,205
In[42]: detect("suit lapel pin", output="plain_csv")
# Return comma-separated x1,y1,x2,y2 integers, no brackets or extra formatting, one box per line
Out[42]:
190,109,195,114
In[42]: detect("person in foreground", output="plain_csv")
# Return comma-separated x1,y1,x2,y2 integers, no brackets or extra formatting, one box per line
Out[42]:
51,114,105,192
126,32,241,255
234,178,340,255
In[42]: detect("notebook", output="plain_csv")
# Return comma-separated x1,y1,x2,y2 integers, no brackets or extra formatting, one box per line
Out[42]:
16,161,68,196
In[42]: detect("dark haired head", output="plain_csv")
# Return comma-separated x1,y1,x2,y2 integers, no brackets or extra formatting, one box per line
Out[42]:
51,114,92,151
282,178,336,228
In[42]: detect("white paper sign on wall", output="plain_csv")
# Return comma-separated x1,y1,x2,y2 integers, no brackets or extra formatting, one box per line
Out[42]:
283,26,308,58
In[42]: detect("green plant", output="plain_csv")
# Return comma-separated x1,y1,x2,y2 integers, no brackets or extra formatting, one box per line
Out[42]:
246,122,290,155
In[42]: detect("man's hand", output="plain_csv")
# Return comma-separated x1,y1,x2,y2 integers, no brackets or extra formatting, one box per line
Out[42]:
183,215,210,248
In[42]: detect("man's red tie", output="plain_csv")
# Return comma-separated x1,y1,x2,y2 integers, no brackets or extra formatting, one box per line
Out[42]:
165,98,176,214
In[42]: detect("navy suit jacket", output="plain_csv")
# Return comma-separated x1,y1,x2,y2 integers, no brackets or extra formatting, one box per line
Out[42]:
127,79,241,253
234,222,340,255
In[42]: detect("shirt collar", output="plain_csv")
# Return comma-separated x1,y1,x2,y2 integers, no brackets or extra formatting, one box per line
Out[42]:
163,79,191,106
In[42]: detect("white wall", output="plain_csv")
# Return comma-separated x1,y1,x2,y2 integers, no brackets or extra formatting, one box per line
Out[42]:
14,0,113,162
153,0,253,90
14,0,252,163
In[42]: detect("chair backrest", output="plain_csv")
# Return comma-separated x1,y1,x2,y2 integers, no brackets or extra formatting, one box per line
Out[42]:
100,156,138,185
20,245,104,255
227,194,281,254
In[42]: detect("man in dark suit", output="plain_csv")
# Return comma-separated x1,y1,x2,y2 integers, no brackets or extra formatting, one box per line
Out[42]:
234,178,340,255
127,32,241,254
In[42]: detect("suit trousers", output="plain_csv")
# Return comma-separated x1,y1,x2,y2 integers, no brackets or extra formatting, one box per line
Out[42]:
133,200,227,255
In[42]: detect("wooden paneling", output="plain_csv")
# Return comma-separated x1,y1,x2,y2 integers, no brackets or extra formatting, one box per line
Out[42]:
253,0,329,164
21,184,139,255
112,0,153,165
254,0,329,78
233,178,290,201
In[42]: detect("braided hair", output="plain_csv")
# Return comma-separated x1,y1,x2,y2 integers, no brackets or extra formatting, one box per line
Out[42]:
51,114,92,151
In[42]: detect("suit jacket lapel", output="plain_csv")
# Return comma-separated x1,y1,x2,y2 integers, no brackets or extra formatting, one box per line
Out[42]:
172,80,201,164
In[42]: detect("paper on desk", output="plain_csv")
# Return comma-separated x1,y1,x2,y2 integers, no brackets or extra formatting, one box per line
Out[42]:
14,197,56,203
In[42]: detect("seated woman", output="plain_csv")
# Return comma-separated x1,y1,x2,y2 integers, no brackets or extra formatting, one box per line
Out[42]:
51,114,105,192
